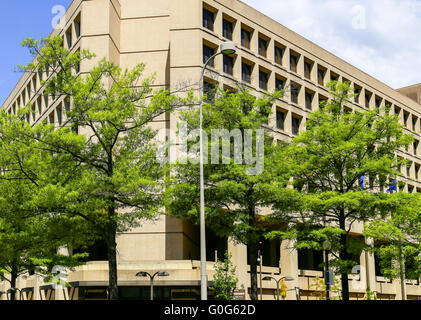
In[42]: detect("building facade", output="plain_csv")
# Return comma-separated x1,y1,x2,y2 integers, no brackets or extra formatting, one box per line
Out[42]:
1,0,421,300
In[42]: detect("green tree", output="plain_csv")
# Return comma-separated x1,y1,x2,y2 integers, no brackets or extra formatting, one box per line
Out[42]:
165,85,293,300
210,251,239,300
13,35,192,299
268,81,413,300
364,192,421,289
0,111,92,300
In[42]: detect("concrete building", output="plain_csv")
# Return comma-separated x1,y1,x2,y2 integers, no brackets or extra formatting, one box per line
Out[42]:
1,0,421,300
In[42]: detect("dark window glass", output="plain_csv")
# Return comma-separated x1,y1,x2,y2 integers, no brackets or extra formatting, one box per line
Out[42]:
290,54,298,73
203,44,216,66
223,55,234,75
242,63,252,83
275,78,285,91
258,38,267,57
274,46,283,65
203,8,214,31
247,238,280,267
241,29,251,49
276,110,285,130
304,62,312,79
298,249,324,271
291,84,300,104
259,71,268,90
222,19,233,40
292,116,301,135
318,68,325,86
305,91,313,110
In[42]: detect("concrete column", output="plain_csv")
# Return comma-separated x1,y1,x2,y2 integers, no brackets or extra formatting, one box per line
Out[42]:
364,238,377,297
228,238,248,294
280,239,299,300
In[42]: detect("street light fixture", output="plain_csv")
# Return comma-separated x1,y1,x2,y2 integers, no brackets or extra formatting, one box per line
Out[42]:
199,41,237,301
263,276,294,300
136,270,169,300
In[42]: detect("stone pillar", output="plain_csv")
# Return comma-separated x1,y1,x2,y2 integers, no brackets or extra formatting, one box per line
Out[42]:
280,239,299,300
364,238,377,298
228,238,248,296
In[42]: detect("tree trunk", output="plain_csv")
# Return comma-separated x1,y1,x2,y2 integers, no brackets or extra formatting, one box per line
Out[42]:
10,265,18,301
339,217,350,301
249,241,258,300
106,229,119,300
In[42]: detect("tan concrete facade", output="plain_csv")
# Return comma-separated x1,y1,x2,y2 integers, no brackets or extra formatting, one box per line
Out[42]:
1,0,421,300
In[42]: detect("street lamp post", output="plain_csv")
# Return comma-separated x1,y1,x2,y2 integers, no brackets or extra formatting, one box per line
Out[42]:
262,276,294,300
323,240,332,300
199,41,236,301
136,271,169,300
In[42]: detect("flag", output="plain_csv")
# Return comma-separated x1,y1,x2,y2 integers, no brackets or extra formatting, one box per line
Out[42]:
359,175,365,190
386,179,397,193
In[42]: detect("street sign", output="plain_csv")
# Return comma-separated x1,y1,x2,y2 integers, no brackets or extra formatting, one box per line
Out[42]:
233,289,246,300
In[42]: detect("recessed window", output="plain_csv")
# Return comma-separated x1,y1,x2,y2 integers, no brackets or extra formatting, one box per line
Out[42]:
275,76,285,92
37,96,42,115
414,140,419,156
291,82,300,104
223,55,234,75
276,108,286,131
365,91,372,109
203,8,215,31
241,27,251,49
290,52,299,73
375,96,382,108
242,61,252,84
274,43,285,66
74,13,81,38
32,76,37,93
298,249,324,271
305,90,314,110
258,36,268,58
204,80,216,102
317,66,326,86
354,85,362,104
403,111,410,128
412,116,418,132
330,71,339,82
319,94,328,110
407,161,412,177
415,164,420,180
26,83,31,99
222,18,234,40
292,115,301,135
49,112,55,125
203,44,216,66
57,105,63,126
66,26,72,48
259,70,269,90
304,59,313,80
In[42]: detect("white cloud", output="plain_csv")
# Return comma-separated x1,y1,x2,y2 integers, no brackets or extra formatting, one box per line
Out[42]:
241,0,421,89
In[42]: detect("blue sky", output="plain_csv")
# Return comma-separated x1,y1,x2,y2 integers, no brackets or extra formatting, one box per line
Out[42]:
0,0,72,106
1,0,421,106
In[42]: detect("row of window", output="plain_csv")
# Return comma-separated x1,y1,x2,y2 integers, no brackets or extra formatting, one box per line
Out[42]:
6,13,81,121
202,3,421,135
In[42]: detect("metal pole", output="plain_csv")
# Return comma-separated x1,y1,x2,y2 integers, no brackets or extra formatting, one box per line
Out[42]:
325,250,330,300
258,250,262,300
276,279,280,301
398,244,406,300
199,51,221,301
